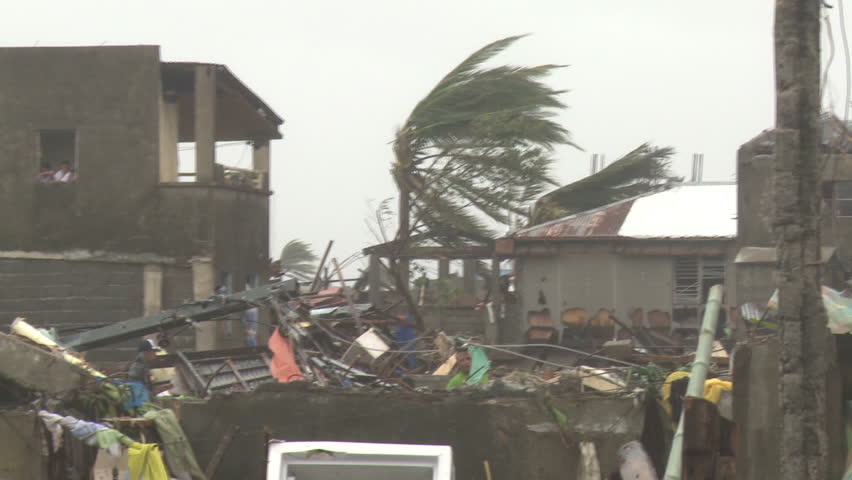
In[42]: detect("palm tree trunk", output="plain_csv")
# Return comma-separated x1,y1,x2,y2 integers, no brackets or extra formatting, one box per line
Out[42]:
398,175,411,294
773,1,834,478
391,144,423,330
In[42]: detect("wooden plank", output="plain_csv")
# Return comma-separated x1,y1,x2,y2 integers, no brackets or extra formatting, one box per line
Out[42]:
176,350,209,397
433,354,457,375
226,359,250,390
204,424,240,479
682,397,720,480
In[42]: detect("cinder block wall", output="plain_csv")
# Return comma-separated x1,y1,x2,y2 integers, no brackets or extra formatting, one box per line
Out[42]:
0,258,189,363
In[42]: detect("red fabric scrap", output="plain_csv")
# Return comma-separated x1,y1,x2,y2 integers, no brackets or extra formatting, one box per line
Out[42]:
267,328,304,383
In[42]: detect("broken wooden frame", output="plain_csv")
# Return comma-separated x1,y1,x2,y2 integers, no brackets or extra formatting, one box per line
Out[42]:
362,241,509,342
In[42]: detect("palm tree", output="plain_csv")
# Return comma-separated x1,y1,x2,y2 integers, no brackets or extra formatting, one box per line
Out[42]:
530,143,680,224
278,239,318,282
392,35,576,249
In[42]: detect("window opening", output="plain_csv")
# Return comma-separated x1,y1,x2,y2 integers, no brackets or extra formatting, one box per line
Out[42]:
177,142,196,182
835,181,852,217
37,130,77,184
673,256,725,305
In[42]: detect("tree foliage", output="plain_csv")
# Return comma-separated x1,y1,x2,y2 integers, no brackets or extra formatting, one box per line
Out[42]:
393,35,576,245
531,143,679,224
279,239,318,281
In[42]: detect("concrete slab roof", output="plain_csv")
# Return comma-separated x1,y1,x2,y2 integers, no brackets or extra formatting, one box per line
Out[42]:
162,62,283,140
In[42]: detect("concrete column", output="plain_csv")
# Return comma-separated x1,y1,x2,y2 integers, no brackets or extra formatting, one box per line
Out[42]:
438,258,450,280
191,257,217,350
143,264,163,315
368,254,381,306
253,140,270,169
253,139,270,190
158,96,179,182
194,65,217,184
462,259,476,295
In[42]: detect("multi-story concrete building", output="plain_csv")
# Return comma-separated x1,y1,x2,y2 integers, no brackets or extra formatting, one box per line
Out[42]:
0,46,282,361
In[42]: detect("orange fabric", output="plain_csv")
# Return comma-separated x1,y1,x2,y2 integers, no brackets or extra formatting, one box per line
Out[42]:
268,328,304,382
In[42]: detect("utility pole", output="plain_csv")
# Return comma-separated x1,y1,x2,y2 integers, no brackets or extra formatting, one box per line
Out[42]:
773,1,834,478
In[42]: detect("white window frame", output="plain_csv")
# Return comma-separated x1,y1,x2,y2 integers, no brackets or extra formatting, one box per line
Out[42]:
265,441,454,480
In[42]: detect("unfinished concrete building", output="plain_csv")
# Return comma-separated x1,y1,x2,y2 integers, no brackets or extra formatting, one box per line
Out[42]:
0,46,283,361
735,117,852,306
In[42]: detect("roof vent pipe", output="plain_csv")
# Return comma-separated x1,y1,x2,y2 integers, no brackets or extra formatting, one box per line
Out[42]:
691,153,704,182
590,154,607,175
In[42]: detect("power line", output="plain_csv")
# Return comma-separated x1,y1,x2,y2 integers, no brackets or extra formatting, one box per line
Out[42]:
822,11,837,104
178,141,248,152
838,0,852,122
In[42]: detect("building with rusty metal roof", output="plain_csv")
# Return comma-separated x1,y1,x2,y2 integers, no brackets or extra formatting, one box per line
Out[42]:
499,183,738,346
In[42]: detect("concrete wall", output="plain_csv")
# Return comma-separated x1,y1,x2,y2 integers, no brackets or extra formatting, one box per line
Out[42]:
736,132,775,248
733,339,846,480
615,255,674,328
0,257,196,362
152,185,268,281
0,46,272,268
516,251,616,343
515,243,738,342
176,384,646,480
0,410,46,480
738,131,852,256
735,263,776,306
0,46,162,253
0,258,143,330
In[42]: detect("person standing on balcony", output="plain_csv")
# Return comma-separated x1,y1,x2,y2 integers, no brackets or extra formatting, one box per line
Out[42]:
52,161,72,183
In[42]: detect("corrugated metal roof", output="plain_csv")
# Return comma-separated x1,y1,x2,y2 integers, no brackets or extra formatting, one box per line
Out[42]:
516,183,737,240
516,198,634,238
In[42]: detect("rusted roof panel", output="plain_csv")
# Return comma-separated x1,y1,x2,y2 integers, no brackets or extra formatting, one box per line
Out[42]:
515,184,737,241
516,199,634,239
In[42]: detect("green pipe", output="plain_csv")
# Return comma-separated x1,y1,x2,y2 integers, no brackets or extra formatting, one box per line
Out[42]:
663,284,724,480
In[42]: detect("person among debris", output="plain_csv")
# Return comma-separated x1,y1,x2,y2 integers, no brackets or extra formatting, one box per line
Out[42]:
128,339,159,394
446,346,490,390
52,161,73,183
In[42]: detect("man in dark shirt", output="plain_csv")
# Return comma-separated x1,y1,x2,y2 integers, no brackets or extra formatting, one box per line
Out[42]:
128,339,159,393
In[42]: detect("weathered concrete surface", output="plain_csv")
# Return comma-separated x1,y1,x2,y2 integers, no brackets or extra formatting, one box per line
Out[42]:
176,384,646,480
0,257,149,362
514,243,738,344
0,46,161,253
734,339,845,479
0,332,91,395
0,410,45,480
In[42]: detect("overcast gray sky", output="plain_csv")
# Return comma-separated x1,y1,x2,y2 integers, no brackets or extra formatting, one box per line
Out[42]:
5,1,850,272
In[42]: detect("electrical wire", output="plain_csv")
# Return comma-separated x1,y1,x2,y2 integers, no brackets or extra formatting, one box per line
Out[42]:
838,0,852,122
823,11,837,104
178,141,246,152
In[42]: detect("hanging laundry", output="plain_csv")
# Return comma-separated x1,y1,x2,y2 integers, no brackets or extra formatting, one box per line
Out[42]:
128,442,169,480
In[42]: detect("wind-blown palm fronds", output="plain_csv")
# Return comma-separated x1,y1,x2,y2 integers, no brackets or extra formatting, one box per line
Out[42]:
279,239,318,281
531,143,680,224
393,35,577,245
